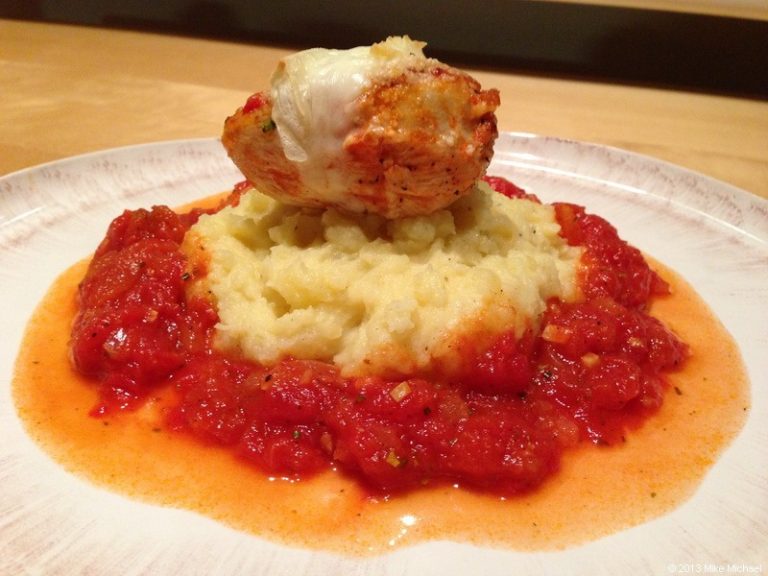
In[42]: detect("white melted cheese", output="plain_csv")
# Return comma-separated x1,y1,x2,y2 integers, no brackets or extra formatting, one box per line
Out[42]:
269,36,428,204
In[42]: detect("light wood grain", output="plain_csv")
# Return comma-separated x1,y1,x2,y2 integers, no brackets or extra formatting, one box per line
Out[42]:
1,19,766,199
534,0,768,21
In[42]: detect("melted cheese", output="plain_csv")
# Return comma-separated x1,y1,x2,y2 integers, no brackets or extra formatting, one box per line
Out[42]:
269,36,429,204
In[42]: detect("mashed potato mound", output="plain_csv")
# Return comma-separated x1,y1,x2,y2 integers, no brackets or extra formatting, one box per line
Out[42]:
186,182,582,377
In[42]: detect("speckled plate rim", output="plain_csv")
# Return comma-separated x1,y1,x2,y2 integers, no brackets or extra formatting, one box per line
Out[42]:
1,134,766,576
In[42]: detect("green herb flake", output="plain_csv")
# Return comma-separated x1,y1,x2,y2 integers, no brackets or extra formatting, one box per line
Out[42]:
261,119,276,133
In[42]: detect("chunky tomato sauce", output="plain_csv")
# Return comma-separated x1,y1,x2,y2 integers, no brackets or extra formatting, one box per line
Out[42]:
68,177,688,496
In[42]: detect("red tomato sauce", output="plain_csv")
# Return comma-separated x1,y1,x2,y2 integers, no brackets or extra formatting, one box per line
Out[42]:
67,177,688,497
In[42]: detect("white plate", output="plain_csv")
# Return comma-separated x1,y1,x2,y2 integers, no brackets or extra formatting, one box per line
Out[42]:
1,134,766,575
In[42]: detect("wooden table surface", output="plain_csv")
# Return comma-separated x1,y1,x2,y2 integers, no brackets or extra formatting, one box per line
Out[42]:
1,19,767,200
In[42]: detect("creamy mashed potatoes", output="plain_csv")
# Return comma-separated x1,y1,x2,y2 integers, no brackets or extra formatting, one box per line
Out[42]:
187,182,581,377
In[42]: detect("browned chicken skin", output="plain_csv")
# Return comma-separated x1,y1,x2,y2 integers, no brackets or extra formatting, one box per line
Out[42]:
222,38,500,219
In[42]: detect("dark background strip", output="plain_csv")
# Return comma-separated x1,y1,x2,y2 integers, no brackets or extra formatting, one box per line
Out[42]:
3,0,767,99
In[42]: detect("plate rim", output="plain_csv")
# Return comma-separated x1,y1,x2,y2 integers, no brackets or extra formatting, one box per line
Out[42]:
3,131,766,228
1,133,765,575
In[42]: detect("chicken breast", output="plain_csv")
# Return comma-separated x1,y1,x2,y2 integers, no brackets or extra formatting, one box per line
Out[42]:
222,37,500,219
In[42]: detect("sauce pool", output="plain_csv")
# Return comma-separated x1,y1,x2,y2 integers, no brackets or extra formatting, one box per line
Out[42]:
12,254,749,554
